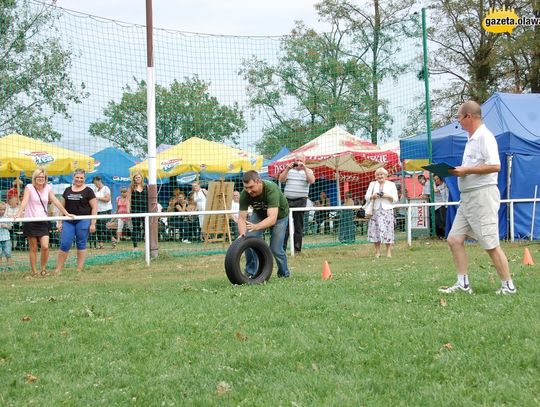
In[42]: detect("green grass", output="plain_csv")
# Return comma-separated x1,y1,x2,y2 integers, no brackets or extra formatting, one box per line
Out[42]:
0,241,539,406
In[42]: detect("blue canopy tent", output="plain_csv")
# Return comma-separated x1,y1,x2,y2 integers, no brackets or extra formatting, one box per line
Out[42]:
400,92,540,239
55,147,142,210
260,146,290,180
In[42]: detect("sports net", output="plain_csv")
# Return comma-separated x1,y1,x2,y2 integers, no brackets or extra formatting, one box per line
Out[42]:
1,1,429,273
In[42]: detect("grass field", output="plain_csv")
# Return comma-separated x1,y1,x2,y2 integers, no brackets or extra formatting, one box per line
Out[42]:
0,240,539,406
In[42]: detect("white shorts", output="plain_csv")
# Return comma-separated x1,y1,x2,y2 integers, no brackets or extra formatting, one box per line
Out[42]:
448,185,500,250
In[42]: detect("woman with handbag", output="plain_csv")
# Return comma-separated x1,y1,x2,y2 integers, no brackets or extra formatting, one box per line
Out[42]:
365,167,398,258
15,169,73,276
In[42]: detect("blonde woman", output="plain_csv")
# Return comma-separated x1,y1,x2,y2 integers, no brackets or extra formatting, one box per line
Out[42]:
365,167,398,258
15,169,72,276
127,172,148,251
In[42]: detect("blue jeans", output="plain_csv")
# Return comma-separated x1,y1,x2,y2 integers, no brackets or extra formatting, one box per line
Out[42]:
246,213,290,277
59,220,91,252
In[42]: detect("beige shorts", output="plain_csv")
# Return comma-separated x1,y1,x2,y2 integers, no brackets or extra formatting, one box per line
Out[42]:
448,185,500,250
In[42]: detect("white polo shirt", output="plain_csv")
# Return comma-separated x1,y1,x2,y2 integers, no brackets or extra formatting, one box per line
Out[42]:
458,124,500,192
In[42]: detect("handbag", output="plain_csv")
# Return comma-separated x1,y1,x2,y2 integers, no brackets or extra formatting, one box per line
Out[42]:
363,200,374,218
106,219,118,230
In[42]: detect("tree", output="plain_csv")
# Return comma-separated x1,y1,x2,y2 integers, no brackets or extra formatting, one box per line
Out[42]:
89,76,246,156
0,0,87,141
426,0,540,122
240,21,380,158
498,1,540,93
316,0,419,143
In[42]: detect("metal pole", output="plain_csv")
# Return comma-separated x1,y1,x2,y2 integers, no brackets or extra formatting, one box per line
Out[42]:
506,155,512,240
531,185,538,241
146,0,158,259
421,8,435,237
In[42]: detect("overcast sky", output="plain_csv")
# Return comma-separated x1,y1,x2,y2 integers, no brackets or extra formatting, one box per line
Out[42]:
55,0,330,35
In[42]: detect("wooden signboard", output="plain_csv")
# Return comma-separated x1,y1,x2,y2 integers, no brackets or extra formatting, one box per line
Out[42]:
202,180,234,244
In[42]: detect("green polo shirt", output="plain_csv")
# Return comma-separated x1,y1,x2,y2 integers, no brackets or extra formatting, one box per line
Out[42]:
240,181,289,220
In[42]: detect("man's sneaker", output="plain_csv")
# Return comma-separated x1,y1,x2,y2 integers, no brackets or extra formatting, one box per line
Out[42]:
438,283,473,294
496,286,517,295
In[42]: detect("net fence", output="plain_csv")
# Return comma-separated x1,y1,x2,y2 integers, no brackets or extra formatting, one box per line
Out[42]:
0,1,434,273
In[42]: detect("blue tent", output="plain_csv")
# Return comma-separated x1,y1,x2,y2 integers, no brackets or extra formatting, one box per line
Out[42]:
54,147,141,210
260,146,290,179
58,147,139,185
400,92,540,239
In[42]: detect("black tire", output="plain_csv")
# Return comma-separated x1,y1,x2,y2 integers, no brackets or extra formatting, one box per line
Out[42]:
224,236,273,285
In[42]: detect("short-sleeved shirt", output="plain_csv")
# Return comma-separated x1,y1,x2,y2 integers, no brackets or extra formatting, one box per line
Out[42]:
240,181,289,220
283,169,310,199
458,124,500,192
63,186,96,216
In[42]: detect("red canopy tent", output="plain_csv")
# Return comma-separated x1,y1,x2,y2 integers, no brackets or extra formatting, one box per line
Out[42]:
268,126,400,203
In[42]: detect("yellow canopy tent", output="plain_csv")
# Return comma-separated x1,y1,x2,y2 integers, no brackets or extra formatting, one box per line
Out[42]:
129,137,263,179
0,133,94,177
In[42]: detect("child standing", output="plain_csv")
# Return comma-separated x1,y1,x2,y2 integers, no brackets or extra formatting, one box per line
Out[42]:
115,187,131,244
0,202,13,271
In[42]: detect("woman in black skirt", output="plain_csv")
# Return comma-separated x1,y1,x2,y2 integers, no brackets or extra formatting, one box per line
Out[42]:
15,169,72,277
127,172,148,251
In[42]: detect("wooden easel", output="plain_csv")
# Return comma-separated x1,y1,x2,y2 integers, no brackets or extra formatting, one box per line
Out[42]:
202,180,234,245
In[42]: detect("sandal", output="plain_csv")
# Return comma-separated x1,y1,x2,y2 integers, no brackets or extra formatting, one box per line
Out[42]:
111,240,117,248
40,270,48,276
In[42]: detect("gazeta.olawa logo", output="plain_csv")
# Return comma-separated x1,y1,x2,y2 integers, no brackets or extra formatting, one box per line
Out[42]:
482,6,540,33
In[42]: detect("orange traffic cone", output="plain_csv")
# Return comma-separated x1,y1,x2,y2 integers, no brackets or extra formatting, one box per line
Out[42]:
322,260,333,280
523,248,534,266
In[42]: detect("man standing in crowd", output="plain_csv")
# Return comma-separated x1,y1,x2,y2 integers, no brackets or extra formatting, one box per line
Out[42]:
238,170,290,278
417,174,430,200
440,101,516,295
279,153,315,253
433,175,448,239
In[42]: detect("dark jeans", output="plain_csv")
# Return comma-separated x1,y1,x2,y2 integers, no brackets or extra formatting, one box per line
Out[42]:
169,217,191,241
132,216,144,247
435,206,447,238
283,197,307,253
314,211,329,234
96,209,112,243
229,219,239,240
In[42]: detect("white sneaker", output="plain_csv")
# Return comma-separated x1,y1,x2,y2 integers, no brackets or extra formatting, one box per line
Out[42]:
182,239,191,244
438,283,473,294
496,286,517,295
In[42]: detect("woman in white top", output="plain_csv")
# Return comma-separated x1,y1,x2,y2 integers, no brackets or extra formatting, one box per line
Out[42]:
191,182,207,238
92,176,113,249
365,167,399,258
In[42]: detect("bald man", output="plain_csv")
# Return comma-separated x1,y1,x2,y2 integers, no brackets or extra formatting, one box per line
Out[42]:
439,101,516,295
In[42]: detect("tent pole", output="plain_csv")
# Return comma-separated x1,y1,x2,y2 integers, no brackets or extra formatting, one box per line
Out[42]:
531,185,537,241
507,154,512,241
335,171,341,206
